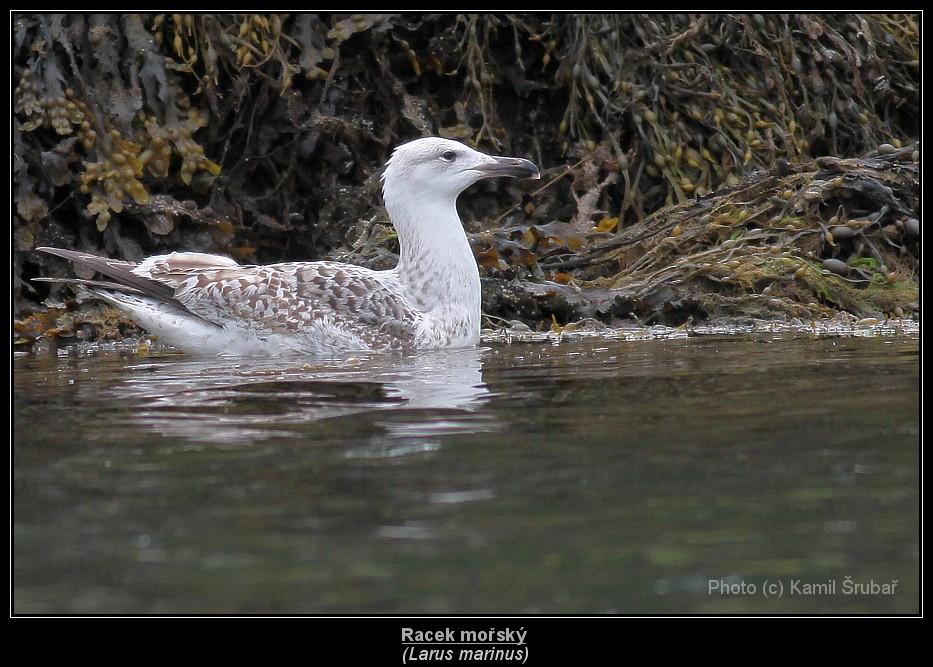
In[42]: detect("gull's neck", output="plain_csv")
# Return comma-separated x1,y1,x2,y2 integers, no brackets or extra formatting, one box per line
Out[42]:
384,184,481,337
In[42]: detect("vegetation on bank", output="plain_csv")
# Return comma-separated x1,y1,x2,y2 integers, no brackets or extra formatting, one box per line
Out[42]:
13,14,920,347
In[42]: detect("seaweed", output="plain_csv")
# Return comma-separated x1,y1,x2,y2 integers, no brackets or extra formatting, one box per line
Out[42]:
13,13,920,343
524,144,920,324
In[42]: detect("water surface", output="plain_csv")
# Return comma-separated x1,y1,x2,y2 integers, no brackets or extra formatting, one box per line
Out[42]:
12,331,920,614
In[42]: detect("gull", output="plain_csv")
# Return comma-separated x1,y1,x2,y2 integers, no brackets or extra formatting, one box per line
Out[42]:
36,137,540,355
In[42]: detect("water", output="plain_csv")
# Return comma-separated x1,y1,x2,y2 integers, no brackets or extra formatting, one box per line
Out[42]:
12,330,920,614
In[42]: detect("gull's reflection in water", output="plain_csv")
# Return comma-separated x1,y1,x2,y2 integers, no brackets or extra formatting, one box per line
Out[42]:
109,346,495,451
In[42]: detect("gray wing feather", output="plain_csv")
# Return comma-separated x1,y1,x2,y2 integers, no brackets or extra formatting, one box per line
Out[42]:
37,247,178,305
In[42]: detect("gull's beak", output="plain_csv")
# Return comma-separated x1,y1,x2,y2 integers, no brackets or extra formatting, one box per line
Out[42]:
475,155,541,180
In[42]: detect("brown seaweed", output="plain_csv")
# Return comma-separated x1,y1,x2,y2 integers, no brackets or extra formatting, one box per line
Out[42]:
13,13,920,344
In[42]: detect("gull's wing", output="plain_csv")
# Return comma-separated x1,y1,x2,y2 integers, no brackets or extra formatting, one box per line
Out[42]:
37,248,420,349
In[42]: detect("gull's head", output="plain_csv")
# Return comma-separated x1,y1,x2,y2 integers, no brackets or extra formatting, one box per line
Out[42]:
381,137,540,203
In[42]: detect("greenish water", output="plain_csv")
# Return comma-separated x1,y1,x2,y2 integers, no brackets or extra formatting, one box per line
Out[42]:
12,332,920,614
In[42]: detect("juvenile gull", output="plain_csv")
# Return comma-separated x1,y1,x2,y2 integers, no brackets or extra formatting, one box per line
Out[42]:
37,137,540,356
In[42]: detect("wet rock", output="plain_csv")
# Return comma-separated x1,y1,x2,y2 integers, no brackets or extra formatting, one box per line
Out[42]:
821,258,849,275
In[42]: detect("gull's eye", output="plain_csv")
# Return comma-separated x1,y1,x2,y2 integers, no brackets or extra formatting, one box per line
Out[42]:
439,150,457,162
